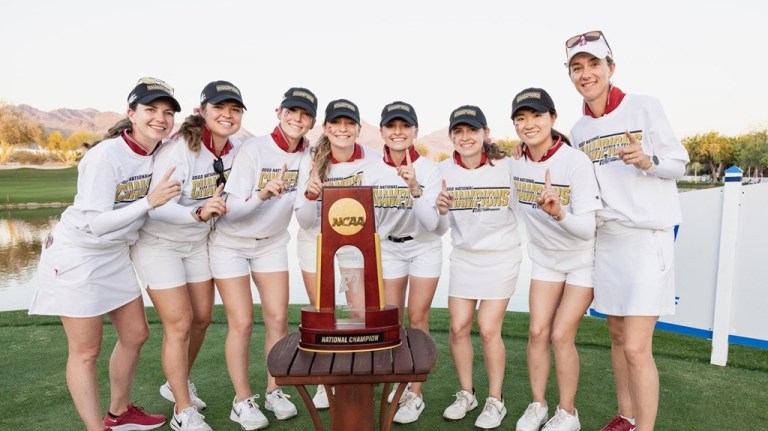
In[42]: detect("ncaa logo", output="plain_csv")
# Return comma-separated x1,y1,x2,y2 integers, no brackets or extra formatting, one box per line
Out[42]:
328,198,366,236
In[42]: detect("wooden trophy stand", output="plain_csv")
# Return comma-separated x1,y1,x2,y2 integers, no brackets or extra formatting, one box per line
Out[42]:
299,186,401,352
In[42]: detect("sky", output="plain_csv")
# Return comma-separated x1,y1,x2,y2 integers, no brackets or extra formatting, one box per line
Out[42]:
1,0,766,141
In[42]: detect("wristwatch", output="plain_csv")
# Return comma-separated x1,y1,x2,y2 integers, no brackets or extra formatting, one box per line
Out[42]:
646,155,659,171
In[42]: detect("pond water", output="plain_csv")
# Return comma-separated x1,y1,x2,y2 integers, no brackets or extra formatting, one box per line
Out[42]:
0,208,533,313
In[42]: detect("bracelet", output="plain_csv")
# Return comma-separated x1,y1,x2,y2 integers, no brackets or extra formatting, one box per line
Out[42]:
304,191,320,201
193,206,206,222
410,186,423,199
552,209,565,222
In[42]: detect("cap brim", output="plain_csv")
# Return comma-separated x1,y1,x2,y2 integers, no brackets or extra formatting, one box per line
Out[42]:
206,95,247,110
137,94,181,112
380,113,417,127
282,100,317,118
566,42,612,64
326,112,360,124
450,118,484,129
512,102,552,117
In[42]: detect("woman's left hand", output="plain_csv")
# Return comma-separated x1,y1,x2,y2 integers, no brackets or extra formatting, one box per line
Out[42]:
618,130,652,170
536,168,562,219
396,149,420,195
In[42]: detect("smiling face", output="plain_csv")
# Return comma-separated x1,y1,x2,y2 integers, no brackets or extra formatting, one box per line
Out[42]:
381,118,417,152
450,123,488,166
277,106,314,145
202,101,243,139
513,108,556,149
568,52,614,104
324,116,360,158
127,99,176,149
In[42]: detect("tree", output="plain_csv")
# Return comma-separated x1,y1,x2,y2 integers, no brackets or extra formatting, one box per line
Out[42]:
734,129,768,178
683,132,734,183
0,141,13,164
46,131,65,152
0,105,44,148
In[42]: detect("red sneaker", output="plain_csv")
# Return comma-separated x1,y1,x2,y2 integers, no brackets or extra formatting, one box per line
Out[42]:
600,415,635,431
103,403,166,431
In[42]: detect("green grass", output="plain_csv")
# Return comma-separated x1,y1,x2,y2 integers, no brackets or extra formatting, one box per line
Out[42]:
2,306,767,430
0,167,77,204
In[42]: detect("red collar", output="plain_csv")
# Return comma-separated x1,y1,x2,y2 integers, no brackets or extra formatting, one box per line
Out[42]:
331,143,364,164
121,129,158,156
583,85,626,118
271,126,306,153
522,135,564,162
383,145,420,167
453,150,488,169
202,126,234,157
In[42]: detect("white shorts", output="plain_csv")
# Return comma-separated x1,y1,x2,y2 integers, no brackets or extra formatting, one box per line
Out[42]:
528,243,594,288
130,233,211,290
448,247,522,300
380,237,442,279
209,230,290,279
297,228,318,273
29,236,140,318
593,221,676,316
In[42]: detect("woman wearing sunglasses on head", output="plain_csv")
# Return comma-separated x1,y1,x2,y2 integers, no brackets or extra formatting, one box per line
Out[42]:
565,31,689,431
29,77,182,431
130,80,245,430
508,88,601,431
209,87,318,429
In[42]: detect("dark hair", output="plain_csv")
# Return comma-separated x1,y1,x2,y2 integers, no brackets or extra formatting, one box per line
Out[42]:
553,129,571,146
483,140,507,165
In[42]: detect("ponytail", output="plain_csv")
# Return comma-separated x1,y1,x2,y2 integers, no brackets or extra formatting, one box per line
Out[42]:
312,135,332,182
178,112,205,152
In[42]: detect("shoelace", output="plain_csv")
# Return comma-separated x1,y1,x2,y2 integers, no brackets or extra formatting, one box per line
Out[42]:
524,403,543,421
454,391,473,409
183,408,205,425
547,409,569,426
481,399,502,416
399,392,421,409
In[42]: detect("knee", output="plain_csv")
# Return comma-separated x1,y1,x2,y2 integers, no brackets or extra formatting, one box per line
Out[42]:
550,328,573,351
165,317,193,342
528,324,550,345
228,317,253,338
122,323,150,348
478,323,501,344
622,342,652,366
191,313,212,334
69,342,101,364
263,311,287,333
449,320,472,340
408,311,430,331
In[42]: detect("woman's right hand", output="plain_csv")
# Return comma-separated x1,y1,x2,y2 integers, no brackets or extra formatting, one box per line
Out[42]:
510,142,524,160
147,167,181,209
305,160,323,199
436,179,453,215
199,183,228,221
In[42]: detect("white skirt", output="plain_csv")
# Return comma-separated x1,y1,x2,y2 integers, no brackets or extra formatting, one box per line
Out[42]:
29,235,141,317
593,221,676,316
448,247,521,300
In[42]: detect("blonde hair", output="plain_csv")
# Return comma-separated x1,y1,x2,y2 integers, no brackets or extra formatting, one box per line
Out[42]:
483,139,507,165
312,135,333,182
178,111,205,152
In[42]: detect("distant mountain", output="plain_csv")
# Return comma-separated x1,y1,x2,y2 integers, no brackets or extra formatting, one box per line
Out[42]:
10,104,454,158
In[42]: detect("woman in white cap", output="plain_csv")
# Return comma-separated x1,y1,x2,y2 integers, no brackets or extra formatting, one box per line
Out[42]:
508,87,601,431
564,31,689,431
423,105,520,430
294,98,382,408
130,80,246,431
368,101,443,424
209,87,318,429
29,77,181,431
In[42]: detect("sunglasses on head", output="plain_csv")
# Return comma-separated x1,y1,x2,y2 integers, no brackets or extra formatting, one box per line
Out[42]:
213,157,226,187
136,77,174,95
565,30,612,54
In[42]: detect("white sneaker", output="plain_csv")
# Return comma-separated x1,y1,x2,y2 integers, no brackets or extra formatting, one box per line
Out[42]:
393,391,425,424
516,401,549,431
387,382,412,404
170,405,212,431
230,396,269,430
443,389,478,420
542,406,580,431
312,385,330,410
474,397,507,429
160,381,207,411
264,388,298,420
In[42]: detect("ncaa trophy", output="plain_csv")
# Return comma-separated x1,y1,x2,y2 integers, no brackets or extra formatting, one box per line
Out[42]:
298,186,401,351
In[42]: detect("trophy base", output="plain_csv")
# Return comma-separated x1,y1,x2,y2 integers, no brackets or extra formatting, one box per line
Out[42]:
299,305,402,352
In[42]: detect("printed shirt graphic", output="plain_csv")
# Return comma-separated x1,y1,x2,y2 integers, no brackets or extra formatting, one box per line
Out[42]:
217,133,306,239
368,156,442,241
570,94,690,229
140,135,240,242
509,145,601,250
58,136,155,247
437,156,520,251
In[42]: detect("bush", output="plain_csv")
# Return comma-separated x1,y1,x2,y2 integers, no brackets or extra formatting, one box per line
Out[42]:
11,151,51,165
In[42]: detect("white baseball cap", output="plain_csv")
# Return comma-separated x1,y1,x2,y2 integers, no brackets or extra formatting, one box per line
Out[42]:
565,31,613,65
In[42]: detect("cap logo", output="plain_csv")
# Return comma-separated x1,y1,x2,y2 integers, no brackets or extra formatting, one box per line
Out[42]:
216,84,240,95
387,104,411,113
454,108,477,118
291,90,315,103
200,93,207,103
333,101,356,112
145,84,169,93
128,93,138,104
516,91,542,103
